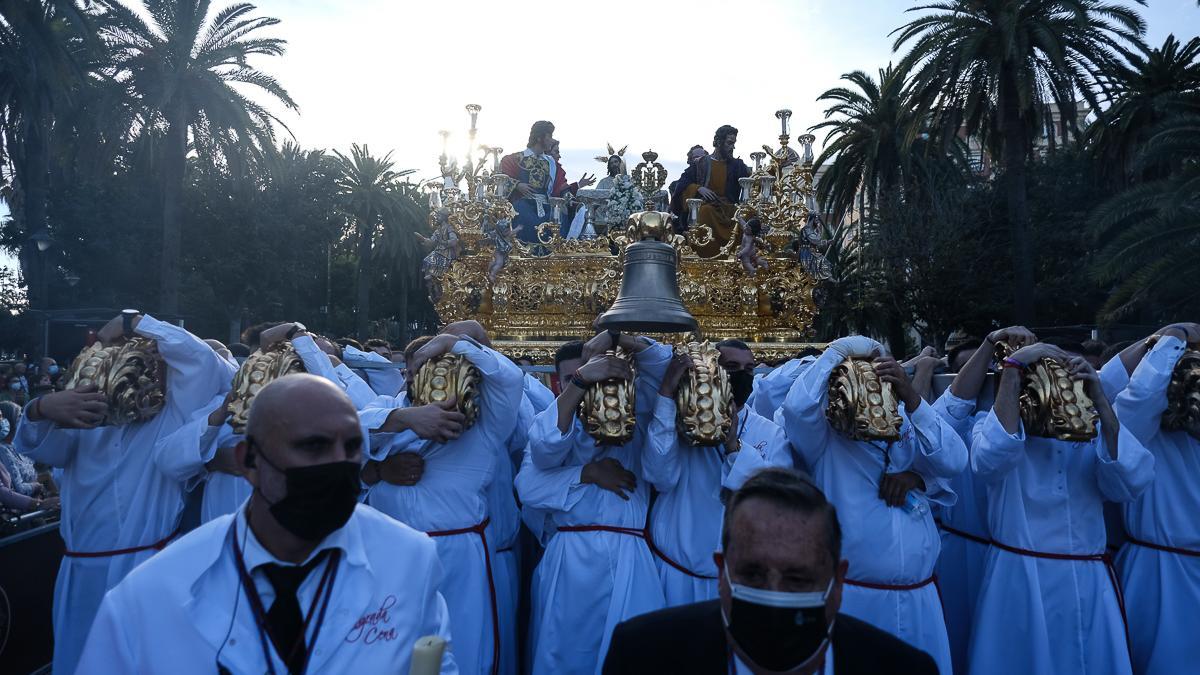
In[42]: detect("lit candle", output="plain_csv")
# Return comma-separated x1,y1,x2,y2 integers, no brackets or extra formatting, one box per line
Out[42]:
466,104,482,132
493,146,504,172
550,197,565,222
409,636,447,675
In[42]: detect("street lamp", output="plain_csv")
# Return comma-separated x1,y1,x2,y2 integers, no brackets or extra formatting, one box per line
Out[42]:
29,229,53,252
64,272,80,287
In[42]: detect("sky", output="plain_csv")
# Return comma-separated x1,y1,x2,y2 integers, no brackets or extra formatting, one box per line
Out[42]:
245,0,1200,181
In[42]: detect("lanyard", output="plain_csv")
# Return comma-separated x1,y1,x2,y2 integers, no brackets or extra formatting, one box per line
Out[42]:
229,522,341,675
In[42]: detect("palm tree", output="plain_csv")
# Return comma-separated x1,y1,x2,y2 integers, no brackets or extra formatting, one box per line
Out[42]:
1088,34,1200,183
330,144,417,340
0,1,95,308
894,0,1147,323
1091,113,1200,320
102,0,296,314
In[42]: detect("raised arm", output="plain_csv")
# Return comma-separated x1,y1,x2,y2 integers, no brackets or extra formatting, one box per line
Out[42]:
1115,330,1191,445
135,314,235,415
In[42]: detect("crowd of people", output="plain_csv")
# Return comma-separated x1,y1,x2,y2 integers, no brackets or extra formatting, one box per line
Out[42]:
3,311,1197,675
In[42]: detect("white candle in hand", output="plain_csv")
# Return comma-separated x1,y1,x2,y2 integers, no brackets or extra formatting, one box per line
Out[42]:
409,635,447,675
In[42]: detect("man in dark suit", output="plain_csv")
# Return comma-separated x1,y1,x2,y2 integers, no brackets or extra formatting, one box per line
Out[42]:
603,468,938,675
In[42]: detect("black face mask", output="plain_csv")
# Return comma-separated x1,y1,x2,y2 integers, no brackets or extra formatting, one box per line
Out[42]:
724,573,833,672
253,444,361,541
728,369,754,408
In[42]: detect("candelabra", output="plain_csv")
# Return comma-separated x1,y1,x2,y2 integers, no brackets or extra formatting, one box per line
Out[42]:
734,109,819,253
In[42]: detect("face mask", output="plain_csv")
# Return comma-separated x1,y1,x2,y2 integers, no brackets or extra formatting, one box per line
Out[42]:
728,369,754,407
253,445,361,541
47,365,59,375
8,382,20,391
722,565,834,672
0,419,9,437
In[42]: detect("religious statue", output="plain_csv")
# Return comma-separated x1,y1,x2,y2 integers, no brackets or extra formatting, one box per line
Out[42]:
418,207,461,302
499,121,569,241
669,125,752,257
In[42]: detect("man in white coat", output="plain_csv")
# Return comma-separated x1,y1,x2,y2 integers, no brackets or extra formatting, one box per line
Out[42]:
76,374,456,674
361,322,523,675
779,335,966,675
969,340,1154,675
930,325,1034,675
515,332,670,675
16,312,233,674
644,343,792,606
1113,323,1200,675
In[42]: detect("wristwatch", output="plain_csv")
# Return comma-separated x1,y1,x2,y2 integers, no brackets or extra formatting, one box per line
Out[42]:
567,372,590,390
121,309,141,338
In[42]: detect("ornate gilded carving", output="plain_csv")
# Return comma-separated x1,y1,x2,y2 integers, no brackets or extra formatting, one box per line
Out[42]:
226,343,306,435
826,358,903,442
63,338,167,426
410,353,482,430
1163,347,1200,438
579,347,637,445
994,343,1099,442
675,342,734,446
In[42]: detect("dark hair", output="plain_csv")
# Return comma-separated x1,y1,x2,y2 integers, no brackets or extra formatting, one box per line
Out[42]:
528,120,555,148
686,144,705,162
554,340,585,372
1100,340,1134,364
0,401,19,429
947,341,983,372
794,346,822,360
337,337,364,352
227,343,252,358
240,321,283,349
404,335,435,364
1080,339,1107,358
722,468,841,568
716,339,752,353
1041,336,1085,355
365,338,392,351
714,124,738,148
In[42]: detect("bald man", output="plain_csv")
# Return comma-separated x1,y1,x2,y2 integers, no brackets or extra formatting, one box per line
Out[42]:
77,374,457,674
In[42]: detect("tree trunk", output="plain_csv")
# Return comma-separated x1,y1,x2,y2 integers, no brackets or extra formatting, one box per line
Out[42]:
160,105,188,315
355,210,373,340
999,70,1036,324
21,115,52,310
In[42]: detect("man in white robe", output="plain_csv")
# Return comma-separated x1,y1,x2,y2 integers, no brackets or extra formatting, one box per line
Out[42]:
930,325,1034,675
1113,324,1200,675
779,335,965,675
76,375,456,674
361,323,523,675
969,340,1154,675
515,333,670,675
644,341,792,606
16,312,233,673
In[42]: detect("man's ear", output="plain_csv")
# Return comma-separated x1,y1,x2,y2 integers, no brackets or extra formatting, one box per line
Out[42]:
235,439,257,485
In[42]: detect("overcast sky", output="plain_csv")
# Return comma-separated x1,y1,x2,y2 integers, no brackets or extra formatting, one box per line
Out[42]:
249,0,1199,181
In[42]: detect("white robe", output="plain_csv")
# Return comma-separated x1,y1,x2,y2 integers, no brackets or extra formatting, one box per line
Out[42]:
76,504,456,674
778,349,965,675
969,407,1154,675
488,393,532,675
362,340,523,675
15,315,233,674
515,341,670,675
644,398,792,606
1113,335,1200,675
930,389,990,675
344,344,405,398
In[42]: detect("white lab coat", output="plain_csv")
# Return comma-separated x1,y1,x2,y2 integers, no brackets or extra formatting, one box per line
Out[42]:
362,339,523,675
15,315,233,674
930,389,990,675
644,398,791,605
778,349,965,675
76,503,456,674
968,406,1154,675
515,341,671,675
1113,335,1200,675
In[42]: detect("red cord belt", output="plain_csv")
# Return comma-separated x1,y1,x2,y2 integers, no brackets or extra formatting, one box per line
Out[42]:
63,524,182,558
844,575,939,592
557,524,718,581
425,518,500,675
937,521,993,547
1126,536,1200,558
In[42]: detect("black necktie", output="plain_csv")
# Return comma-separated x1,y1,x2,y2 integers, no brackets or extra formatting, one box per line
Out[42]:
259,550,330,674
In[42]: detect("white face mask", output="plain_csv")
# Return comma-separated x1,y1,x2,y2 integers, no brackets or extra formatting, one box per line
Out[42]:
723,563,835,673
0,418,10,438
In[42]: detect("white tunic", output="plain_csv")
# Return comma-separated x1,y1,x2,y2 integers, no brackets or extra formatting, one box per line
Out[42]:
778,349,965,675
1113,335,1200,675
343,344,405,398
488,393,533,675
15,315,233,674
644,398,791,606
76,504,456,674
362,340,523,675
969,407,1154,675
515,341,671,675
930,389,990,675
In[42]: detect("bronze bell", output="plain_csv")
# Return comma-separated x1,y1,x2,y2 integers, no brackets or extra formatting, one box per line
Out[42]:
596,211,698,333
